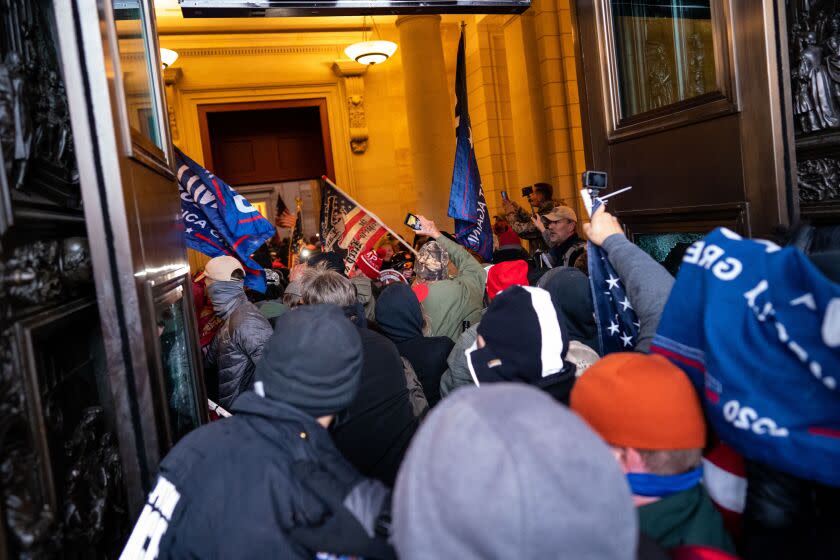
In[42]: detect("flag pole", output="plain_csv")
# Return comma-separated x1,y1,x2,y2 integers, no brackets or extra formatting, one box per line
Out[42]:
322,176,419,257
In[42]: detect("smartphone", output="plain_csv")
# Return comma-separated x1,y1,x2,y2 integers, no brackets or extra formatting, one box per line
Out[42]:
404,213,421,230
521,186,534,197
501,190,509,201
582,170,608,190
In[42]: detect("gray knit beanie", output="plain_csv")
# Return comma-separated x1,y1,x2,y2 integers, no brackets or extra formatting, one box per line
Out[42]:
392,384,638,560
254,304,362,417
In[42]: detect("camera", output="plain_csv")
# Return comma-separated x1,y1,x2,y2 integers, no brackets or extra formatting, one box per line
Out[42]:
582,171,608,191
521,186,534,197
501,190,509,201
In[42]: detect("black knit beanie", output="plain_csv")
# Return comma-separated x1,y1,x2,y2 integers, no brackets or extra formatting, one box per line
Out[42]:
254,304,362,417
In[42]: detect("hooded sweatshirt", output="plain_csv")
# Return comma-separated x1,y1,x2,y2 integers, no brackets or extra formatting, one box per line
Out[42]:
538,266,600,353
330,323,420,486
375,284,454,407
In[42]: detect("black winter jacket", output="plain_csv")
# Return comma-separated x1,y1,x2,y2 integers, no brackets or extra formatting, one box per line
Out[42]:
120,392,394,559
331,327,419,486
375,283,454,407
205,283,273,408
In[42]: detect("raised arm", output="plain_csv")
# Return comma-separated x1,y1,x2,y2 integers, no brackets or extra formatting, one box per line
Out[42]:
583,207,674,352
414,216,486,295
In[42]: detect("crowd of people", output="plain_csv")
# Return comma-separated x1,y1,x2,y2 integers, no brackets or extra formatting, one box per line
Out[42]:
120,185,840,560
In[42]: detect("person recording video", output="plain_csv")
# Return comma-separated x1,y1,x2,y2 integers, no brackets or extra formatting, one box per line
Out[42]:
502,182,555,254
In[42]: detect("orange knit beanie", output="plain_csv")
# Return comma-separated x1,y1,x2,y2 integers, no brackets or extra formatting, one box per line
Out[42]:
570,353,706,450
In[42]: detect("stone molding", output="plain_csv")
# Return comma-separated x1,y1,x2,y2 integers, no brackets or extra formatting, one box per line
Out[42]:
177,45,340,57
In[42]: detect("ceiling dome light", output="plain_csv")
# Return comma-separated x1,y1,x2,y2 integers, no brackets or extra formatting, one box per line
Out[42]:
344,40,398,65
160,48,179,69
345,16,397,66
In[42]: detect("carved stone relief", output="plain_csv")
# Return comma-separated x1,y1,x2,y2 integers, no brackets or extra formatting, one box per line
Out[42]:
333,60,370,154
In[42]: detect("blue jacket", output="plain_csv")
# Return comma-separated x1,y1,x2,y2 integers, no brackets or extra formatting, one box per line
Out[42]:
120,392,394,559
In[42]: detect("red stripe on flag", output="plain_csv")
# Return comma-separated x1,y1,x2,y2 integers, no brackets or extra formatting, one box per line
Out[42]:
237,216,263,224
232,235,249,249
194,233,226,252
343,208,365,230
361,228,388,255
808,426,840,439
211,178,226,206
339,209,367,246
649,344,706,372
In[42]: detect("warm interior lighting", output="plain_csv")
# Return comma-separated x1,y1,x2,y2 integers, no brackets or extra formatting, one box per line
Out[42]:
160,48,179,68
344,40,398,65
344,16,397,65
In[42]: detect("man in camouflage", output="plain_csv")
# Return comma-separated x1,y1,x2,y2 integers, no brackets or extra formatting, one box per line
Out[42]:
502,182,555,254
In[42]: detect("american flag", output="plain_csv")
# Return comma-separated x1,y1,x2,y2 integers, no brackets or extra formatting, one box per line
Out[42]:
275,196,297,229
289,200,304,265
320,180,387,275
586,196,640,354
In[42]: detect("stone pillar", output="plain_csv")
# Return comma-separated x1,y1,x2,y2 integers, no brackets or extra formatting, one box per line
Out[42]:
396,15,455,228
504,12,552,189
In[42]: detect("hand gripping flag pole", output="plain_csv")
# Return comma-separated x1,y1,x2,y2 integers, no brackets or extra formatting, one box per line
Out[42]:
582,182,641,355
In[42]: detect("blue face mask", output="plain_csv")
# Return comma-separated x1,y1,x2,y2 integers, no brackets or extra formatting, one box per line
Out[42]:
626,466,703,498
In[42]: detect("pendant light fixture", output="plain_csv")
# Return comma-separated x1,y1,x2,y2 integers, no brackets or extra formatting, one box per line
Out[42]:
160,48,179,69
344,16,397,66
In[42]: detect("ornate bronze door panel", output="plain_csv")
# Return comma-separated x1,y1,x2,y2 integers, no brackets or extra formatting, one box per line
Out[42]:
1,0,129,556
574,0,795,262
787,0,840,224
2,0,208,556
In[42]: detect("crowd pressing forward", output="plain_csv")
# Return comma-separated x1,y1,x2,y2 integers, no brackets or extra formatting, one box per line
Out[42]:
119,187,840,560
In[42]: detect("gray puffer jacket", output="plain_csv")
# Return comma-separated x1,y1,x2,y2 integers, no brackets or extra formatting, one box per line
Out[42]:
206,281,273,408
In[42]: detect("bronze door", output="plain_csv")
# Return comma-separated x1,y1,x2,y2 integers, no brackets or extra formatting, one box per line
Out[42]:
1,0,208,556
573,0,795,261
52,0,208,508
1,0,130,557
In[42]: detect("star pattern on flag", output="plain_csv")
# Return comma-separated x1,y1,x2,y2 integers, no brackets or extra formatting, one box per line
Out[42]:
587,198,641,354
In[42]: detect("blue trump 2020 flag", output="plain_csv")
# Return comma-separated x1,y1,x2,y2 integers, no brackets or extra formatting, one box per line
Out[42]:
447,27,493,261
587,198,640,354
175,148,273,292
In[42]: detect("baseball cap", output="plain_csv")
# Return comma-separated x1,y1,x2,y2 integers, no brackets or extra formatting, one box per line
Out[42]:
542,205,577,223
200,256,245,282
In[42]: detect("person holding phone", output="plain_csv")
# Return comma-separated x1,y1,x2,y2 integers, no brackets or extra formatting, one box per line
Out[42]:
501,182,555,254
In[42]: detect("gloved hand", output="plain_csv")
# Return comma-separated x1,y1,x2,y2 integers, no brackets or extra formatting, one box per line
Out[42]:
288,461,395,560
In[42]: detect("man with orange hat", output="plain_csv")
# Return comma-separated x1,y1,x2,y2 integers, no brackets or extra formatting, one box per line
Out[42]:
571,353,735,553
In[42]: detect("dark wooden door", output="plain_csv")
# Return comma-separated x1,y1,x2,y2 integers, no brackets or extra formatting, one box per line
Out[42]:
573,0,795,263
198,99,334,185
